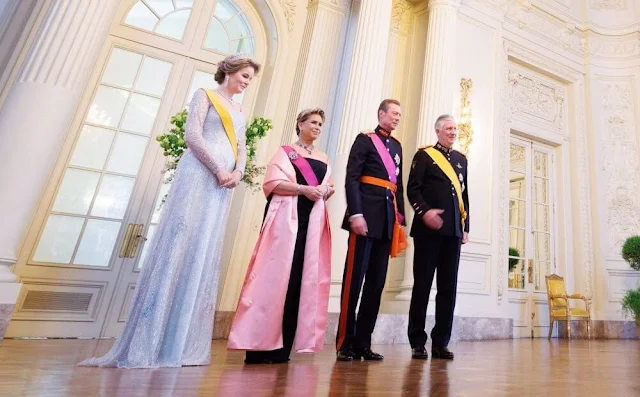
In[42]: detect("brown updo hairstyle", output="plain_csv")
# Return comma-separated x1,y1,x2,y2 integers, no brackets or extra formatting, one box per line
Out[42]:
214,54,261,84
296,108,325,136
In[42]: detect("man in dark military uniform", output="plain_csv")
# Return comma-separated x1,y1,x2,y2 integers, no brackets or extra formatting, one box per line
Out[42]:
336,99,406,361
407,114,469,360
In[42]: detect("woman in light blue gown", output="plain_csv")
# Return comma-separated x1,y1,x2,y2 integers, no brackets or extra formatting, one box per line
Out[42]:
79,54,261,368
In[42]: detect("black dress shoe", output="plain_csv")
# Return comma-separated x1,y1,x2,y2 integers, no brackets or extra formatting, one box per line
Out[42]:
354,348,384,361
336,349,357,361
431,345,454,360
411,346,429,360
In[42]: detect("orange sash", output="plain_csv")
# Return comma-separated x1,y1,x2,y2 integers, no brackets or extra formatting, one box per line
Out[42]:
359,176,407,257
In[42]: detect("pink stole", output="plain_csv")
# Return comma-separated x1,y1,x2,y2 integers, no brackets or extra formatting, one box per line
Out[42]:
281,146,320,186
227,147,332,353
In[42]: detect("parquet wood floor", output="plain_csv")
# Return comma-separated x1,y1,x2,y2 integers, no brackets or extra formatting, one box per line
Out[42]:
0,339,639,396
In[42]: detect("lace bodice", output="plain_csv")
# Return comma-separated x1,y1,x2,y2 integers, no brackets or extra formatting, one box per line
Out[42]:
184,89,247,176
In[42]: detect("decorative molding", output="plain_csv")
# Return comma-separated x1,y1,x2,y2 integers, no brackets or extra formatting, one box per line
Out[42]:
280,0,296,32
390,0,413,35
599,78,640,259
588,33,640,59
428,0,461,9
606,269,640,302
589,0,627,11
309,0,350,12
575,78,595,298
507,65,565,132
503,2,587,56
457,78,473,157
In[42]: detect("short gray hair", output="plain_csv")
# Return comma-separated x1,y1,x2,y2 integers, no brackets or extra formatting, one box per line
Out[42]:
434,114,455,131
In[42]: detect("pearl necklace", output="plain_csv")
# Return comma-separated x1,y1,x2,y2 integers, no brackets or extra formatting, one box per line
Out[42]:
216,88,234,104
295,140,314,155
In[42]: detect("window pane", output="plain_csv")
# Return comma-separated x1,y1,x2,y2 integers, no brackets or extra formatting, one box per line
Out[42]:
509,228,526,257
214,0,237,22
120,93,161,135
186,71,216,106
146,0,174,17
509,177,525,199
533,177,548,204
69,126,115,170
73,219,122,267
124,2,158,31
508,259,526,289
52,169,101,215
509,199,526,228
225,14,251,40
533,261,551,291
534,150,549,178
134,57,172,96
205,18,230,53
102,48,142,89
91,175,136,219
231,38,254,55
510,144,526,174
106,133,149,175
176,0,194,9
86,86,129,128
535,233,551,262
33,215,84,264
155,9,191,40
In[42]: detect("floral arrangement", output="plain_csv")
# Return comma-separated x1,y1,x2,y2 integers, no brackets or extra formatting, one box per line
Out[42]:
156,109,272,194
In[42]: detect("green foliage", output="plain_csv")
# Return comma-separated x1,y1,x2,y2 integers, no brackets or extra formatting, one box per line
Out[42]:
621,287,640,323
622,236,640,271
508,247,520,271
242,117,273,191
156,109,188,176
156,110,272,193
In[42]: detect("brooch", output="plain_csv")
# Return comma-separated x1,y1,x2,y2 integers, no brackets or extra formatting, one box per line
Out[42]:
394,153,401,165
456,163,462,169
288,150,299,160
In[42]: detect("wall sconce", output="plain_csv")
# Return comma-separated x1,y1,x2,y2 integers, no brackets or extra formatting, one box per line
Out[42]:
458,78,473,157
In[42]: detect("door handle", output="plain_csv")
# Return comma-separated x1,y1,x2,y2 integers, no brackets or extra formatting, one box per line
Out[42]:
118,223,145,258
527,259,534,284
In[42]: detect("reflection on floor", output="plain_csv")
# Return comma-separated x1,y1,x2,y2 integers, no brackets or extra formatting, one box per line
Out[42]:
1,339,639,396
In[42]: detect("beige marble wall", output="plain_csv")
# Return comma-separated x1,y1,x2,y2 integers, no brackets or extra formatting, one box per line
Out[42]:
556,320,639,340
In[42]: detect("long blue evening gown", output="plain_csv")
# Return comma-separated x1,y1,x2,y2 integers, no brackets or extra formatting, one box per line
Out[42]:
79,89,246,368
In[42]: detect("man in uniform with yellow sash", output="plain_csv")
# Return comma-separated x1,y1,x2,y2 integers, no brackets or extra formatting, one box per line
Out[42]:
407,114,469,360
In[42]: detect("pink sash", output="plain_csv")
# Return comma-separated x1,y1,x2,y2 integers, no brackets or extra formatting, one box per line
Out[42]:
282,146,320,186
367,133,397,185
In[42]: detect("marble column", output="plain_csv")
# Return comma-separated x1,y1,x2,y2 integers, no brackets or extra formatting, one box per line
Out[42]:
281,0,350,146
396,0,460,301
327,0,393,310
415,0,460,147
0,0,120,339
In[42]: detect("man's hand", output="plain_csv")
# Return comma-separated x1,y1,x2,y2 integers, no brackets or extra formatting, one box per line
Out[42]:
462,232,469,244
422,209,444,230
350,217,368,236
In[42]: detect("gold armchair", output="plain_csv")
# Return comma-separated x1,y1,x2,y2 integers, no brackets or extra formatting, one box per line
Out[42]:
545,274,591,340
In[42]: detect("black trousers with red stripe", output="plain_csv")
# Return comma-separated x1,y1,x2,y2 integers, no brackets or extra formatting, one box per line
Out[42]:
336,233,391,352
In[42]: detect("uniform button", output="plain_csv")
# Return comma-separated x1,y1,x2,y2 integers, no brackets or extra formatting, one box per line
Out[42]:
387,148,390,151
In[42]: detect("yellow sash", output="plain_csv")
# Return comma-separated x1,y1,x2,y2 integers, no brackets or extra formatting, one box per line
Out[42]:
204,89,238,161
424,147,467,231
